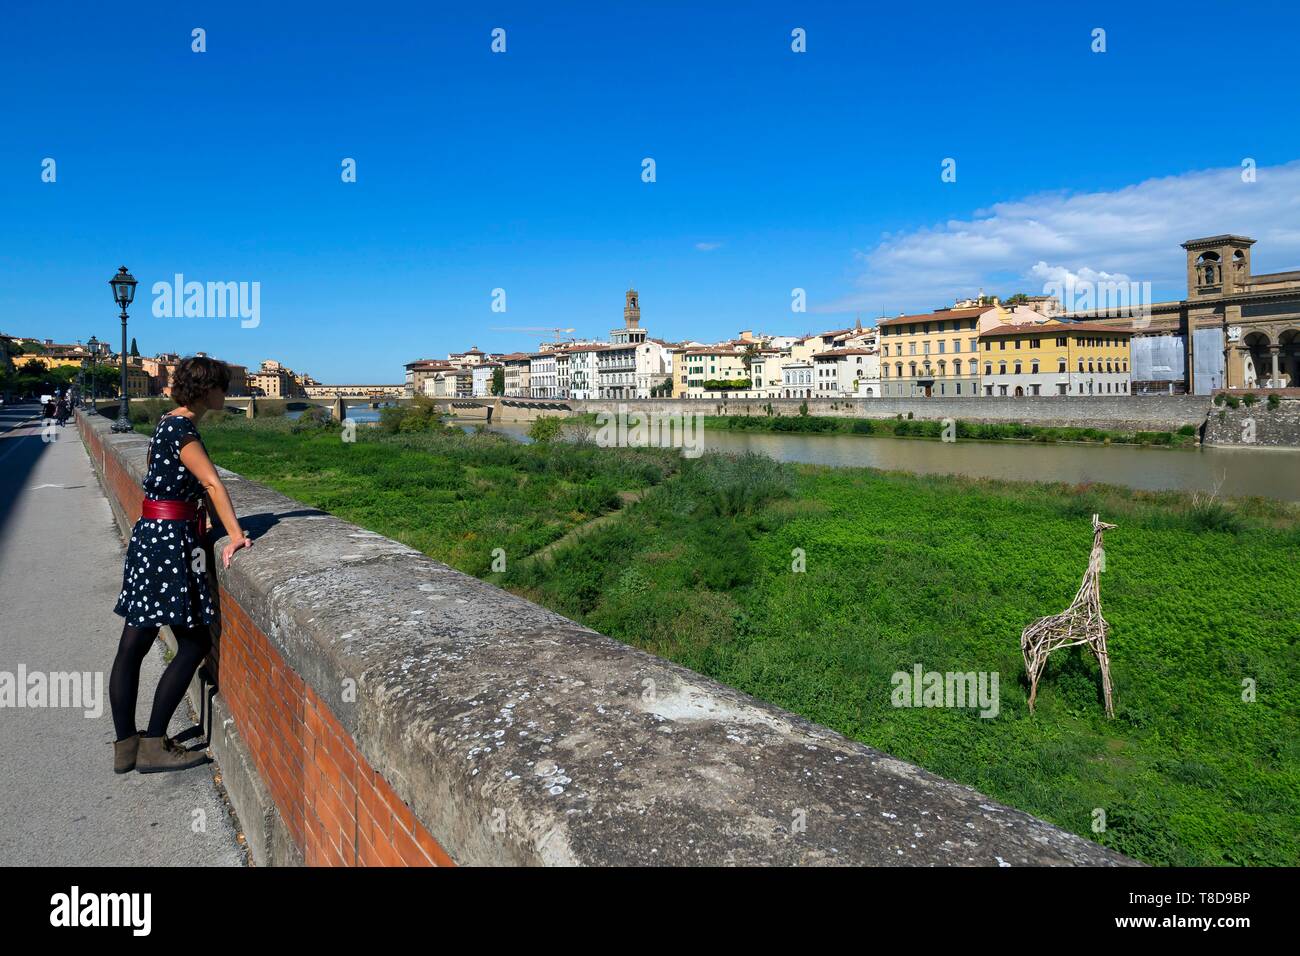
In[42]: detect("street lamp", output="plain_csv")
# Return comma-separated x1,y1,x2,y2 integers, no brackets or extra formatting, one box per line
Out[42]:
109,267,137,433
87,335,99,412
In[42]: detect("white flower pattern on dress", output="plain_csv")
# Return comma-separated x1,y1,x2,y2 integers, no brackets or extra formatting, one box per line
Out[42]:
113,415,215,626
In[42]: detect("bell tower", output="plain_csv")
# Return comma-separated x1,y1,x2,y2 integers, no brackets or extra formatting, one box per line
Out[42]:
1182,235,1254,298
624,288,640,328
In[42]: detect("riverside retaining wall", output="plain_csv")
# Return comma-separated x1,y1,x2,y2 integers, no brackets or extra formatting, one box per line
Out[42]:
78,409,1135,866
569,396,1211,432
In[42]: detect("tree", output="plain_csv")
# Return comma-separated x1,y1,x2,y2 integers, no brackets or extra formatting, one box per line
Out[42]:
130,337,140,357
741,343,759,373
1002,292,1030,306
492,367,505,396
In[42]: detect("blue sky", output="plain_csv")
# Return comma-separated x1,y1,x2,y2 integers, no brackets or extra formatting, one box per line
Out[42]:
3,0,1299,382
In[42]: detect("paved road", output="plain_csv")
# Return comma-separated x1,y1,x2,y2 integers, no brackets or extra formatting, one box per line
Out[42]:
0,403,243,866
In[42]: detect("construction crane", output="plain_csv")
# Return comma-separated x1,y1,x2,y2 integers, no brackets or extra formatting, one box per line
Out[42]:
491,326,576,343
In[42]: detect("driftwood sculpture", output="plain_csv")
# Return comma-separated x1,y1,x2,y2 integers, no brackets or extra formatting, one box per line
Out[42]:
1020,514,1116,717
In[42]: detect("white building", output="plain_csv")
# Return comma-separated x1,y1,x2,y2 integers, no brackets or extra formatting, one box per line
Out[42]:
781,361,815,398
472,362,500,398
813,348,881,397
567,345,602,399
529,352,558,398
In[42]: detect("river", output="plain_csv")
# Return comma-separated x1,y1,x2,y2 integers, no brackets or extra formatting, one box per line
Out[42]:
448,418,1300,502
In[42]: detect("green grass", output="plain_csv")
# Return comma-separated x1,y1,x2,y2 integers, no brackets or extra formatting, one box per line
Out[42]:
189,415,1300,866
179,416,678,574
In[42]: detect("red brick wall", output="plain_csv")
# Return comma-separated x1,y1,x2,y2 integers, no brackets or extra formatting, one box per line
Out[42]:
81,415,455,867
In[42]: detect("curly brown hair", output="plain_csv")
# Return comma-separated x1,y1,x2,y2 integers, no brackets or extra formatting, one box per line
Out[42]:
172,356,232,407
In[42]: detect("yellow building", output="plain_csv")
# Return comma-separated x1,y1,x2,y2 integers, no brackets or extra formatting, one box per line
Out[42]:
877,305,996,397
978,321,1133,396
675,347,751,397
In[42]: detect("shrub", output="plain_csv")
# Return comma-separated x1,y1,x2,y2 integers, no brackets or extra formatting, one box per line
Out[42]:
291,405,338,433
1213,393,1225,406
1224,395,1240,409
1243,393,1258,407
1184,498,1243,534
1267,393,1281,409
528,416,565,443
1177,424,1197,437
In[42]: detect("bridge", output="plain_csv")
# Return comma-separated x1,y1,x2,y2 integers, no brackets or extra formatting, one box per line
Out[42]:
0,401,1139,866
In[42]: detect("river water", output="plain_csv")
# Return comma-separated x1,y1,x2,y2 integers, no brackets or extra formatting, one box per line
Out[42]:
296,405,1300,502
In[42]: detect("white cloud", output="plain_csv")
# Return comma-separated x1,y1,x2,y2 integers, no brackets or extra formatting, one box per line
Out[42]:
826,160,1300,317
695,241,722,252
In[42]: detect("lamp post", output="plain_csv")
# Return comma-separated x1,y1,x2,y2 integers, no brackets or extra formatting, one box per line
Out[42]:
109,267,137,433
87,335,99,413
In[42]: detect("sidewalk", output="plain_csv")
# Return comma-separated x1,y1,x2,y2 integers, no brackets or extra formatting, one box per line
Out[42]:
0,404,243,866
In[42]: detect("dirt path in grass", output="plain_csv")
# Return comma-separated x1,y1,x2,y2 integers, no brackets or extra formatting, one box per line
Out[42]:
523,489,647,565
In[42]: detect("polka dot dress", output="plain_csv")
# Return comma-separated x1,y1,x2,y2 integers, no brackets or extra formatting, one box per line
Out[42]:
113,414,216,627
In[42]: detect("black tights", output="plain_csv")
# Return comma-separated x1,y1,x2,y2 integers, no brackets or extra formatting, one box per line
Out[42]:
109,623,211,742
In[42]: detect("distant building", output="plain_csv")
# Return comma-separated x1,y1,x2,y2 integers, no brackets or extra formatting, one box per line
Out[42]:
250,359,307,398
979,321,1132,396
1063,234,1300,393
472,362,501,397
878,303,1010,398
813,348,881,397
500,353,532,397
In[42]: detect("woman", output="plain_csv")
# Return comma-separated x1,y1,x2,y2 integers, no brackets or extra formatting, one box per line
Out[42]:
108,356,253,773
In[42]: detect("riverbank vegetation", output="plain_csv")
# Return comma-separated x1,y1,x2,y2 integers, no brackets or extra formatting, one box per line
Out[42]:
189,414,1299,866
704,413,1200,446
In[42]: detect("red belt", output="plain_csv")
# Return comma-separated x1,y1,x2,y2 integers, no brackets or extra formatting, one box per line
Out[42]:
141,498,207,538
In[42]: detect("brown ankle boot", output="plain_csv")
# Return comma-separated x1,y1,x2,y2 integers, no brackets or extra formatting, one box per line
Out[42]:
112,732,142,773
135,733,209,773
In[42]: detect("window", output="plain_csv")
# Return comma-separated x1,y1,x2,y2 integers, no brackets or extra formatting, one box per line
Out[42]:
983,341,991,351
1058,384,1067,395
1058,359,1066,373
909,342,917,355
984,385,993,396
969,338,978,352
984,363,992,376
1078,360,1084,372
938,341,946,354
1031,361,1039,374
1014,362,1022,374
1015,339,1022,350
999,340,1006,350
999,385,1008,396
1055,336,1066,347
969,360,978,375
923,341,931,355
999,362,1007,375
1030,339,1040,349
1030,384,1040,396
952,339,961,353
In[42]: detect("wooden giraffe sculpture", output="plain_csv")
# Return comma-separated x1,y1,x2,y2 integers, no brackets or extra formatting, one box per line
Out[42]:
1020,514,1117,717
